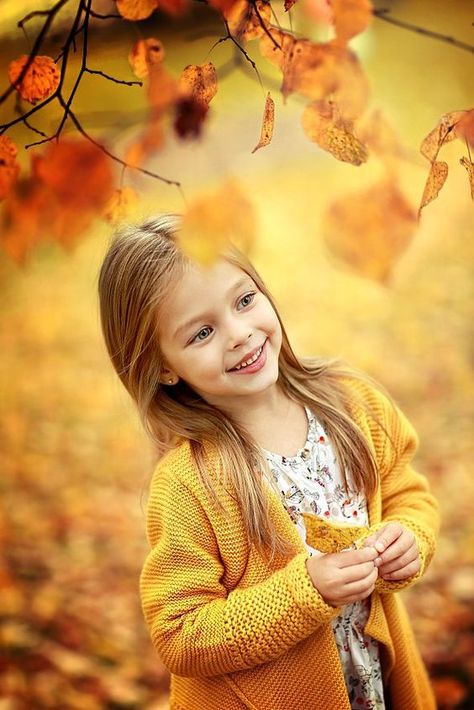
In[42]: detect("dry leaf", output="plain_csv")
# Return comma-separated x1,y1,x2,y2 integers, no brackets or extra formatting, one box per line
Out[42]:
173,97,209,139
32,138,114,212
455,108,474,147
331,0,373,46
284,0,297,10
322,179,417,284
178,180,256,265
128,38,164,79
420,111,466,162
419,160,449,214
224,0,272,41
178,63,217,107
0,135,20,201
459,157,474,199
8,55,60,105
251,92,275,153
103,187,140,224
259,30,369,116
301,99,368,165
116,0,157,20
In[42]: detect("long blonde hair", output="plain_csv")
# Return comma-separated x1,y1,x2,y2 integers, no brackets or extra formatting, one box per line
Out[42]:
98,214,396,562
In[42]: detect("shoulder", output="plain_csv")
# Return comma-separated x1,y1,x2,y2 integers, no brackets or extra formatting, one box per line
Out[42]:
336,371,420,465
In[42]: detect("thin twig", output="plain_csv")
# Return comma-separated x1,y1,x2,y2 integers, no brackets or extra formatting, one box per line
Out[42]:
374,8,474,54
223,19,263,89
85,68,142,87
89,10,122,20
66,105,182,188
249,0,281,49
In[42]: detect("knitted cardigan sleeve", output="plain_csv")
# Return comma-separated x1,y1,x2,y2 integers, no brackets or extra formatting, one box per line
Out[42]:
139,463,341,679
354,384,440,594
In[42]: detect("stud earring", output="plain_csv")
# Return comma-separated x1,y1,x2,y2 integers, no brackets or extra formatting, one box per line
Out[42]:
168,378,174,384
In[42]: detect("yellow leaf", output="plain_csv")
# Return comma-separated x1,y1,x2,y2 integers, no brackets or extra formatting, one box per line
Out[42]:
178,180,256,266
8,55,60,105
251,92,275,153
322,179,417,284
419,160,449,214
116,0,157,21
459,157,474,200
301,99,368,165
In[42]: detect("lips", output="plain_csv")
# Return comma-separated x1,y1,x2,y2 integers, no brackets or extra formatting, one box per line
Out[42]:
228,339,267,371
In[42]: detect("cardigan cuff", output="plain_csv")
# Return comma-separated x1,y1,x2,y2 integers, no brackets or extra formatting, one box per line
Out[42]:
285,551,342,621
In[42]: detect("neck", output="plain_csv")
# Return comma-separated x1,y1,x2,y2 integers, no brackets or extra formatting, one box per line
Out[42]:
217,383,293,432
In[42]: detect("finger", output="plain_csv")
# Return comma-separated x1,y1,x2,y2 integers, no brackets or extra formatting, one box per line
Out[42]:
335,546,378,568
343,566,378,596
379,547,419,575
341,560,378,584
380,558,421,581
376,532,416,565
370,522,404,553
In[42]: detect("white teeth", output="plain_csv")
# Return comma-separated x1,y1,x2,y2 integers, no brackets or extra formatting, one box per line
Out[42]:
233,345,263,370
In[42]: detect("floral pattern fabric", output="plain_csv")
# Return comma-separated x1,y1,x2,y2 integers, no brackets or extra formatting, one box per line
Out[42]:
262,406,386,710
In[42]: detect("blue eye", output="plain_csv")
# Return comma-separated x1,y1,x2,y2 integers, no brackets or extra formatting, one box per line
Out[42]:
192,326,212,343
238,292,256,309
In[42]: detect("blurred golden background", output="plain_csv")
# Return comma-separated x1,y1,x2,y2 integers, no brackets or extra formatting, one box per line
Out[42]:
0,0,473,708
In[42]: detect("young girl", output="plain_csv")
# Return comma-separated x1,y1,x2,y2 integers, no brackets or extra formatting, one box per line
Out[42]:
98,214,440,710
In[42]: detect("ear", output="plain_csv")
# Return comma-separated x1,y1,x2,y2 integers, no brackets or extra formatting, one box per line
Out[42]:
160,367,179,386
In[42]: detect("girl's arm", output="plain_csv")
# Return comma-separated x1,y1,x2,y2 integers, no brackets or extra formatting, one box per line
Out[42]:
358,387,440,593
139,465,341,679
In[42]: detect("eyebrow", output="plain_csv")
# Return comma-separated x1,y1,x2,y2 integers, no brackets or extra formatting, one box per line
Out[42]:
173,275,253,341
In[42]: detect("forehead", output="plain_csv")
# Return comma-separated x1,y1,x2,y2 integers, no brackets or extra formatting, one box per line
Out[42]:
157,259,254,338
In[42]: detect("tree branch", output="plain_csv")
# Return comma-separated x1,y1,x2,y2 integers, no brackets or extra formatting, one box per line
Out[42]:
374,8,474,54
84,68,142,87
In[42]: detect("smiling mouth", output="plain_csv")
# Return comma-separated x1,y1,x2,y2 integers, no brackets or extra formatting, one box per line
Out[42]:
228,340,267,371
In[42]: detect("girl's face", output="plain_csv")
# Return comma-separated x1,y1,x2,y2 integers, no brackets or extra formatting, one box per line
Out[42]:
156,259,282,413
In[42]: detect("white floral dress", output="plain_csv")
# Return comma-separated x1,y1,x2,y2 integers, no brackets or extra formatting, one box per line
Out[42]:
262,406,386,710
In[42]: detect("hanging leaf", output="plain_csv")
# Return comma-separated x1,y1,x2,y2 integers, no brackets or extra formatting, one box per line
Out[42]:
284,0,298,10
455,108,474,147
251,92,275,153
174,97,209,139
331,0,373,47
8,55,60,105
178,180,256,266
116,0,157,21
259,30,369,116
178,62,218,107
322,179,417,284
0,135,20,201
128,38,165,79
420,111,465,162
419,160,449,215
103,187,140,224
301,99,368,165
224,0,272,41
459,157,474,199
32,138,114,212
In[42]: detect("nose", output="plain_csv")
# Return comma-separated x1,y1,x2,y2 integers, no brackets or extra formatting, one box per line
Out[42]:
227,317,253,350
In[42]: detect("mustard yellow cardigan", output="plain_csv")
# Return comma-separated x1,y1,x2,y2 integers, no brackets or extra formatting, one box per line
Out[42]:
139,377,440,710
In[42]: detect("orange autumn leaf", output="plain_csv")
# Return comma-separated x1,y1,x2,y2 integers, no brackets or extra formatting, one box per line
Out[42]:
454,108,474,147
259,29,369,116
128,38,165,79
0,178,51,264
322,179,417,284
8,55,60,105
0,135,20,200
103,187,140,225
301,99,368,165
331,0,373,47
208,0,241,14
420,110,466,162
116,0,157,21
178,62,217,107
178,180,256,265
419,160,449,215
251,91,275,153
459,157,474,199
432,677,468,708
32,138,114,212
156,0,187,14
224,0,272,41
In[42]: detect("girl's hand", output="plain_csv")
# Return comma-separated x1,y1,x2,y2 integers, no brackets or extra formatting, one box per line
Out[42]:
363,522,421,581
305,546,379,607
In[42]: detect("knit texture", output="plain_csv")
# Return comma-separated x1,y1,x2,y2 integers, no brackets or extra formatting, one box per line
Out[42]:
139,377,440,710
